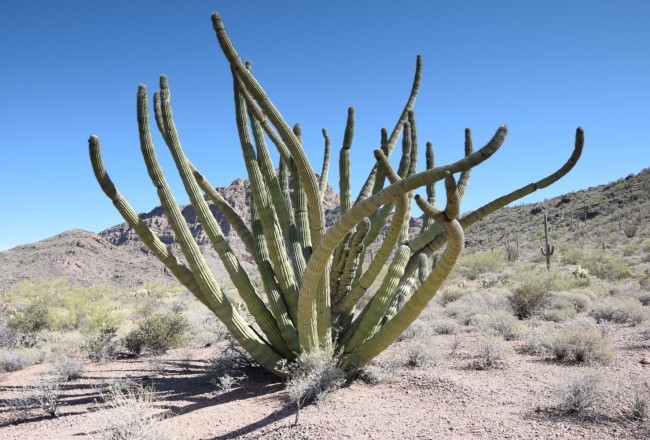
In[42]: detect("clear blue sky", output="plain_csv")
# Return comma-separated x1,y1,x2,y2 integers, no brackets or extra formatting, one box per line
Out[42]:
0,1,648,250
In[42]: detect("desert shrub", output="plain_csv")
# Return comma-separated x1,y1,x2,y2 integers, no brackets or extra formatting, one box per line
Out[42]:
639,271,650,293
123,313,189,356
10,297,53,333
396,320,428,342
520,319,556,355
445,292,509,325
188,314,229,347
51,354,84,381
0,349,38,372
438,289,464,305
0,315,25,349
91,383,175,440
457,252,504,280
3,376,61,419
430,318,460,335
548,319,614,364
632,289,650,307
403,339,443,368
590,297,648,325
509,283,550,320
579,251,632,280
356,363,401,385
472,334,513,369
84,327,121,362
539,293,579,323
285,350,345,424
470,310,523,340
561,248,584,265
203,340,256,387
554,370,608,417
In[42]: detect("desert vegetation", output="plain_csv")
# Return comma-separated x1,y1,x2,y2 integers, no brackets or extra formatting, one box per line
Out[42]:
1,10,649,440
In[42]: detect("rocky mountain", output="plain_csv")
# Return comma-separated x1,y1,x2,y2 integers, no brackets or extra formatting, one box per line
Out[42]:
0,169,647,291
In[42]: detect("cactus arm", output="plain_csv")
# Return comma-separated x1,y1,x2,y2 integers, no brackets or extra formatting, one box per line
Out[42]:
245,63,293,244
156,78,291,357
300,126,505,350
89,137,203,301
333,218,370,305
402,128,584,281
398,122,414,244
232,75,301,323
333,147,411,316
343,245,411,351
354,165,378,205
232,73,292,164
157,91,259,259
212,14,325,246
341,178,464,370
130,84,284,372
339,107,355,215
188,164,257,259
330,231,353,293
250,197,300,356
457,128,474,200
291,124,312,265
407,110,418,177
278,158,292,218
421,141,437,230
319,128,331,196
361,122,413,249
368,56,422,197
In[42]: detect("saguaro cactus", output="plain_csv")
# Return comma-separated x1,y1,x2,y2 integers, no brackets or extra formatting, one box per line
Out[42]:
541,214,555,271
88,13,584,376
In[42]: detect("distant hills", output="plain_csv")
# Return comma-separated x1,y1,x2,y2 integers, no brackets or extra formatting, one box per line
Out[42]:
1,169,648,291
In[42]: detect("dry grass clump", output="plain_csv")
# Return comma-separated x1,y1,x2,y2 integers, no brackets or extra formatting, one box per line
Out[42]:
430,318,460,335
548,318,614,365
3,375,61,419
0,348,40,372
284,350,346,425
445,292,510,326
472,334,513,369
402,339,443,368
590,296,648,325
203,340,256,389
50,353,84,381
90,383,175,440
437,289,465,305
470,310,524,340
554,369,609,418
615,376,650,421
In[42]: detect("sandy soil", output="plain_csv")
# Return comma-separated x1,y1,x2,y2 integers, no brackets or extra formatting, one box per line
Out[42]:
2,322,649,440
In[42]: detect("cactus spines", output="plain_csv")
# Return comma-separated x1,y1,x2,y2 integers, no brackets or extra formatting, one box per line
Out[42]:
89,13,584,376
541,214,555,271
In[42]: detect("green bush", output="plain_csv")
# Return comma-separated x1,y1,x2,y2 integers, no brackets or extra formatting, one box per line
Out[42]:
457,252,504,280
508,272,554,319
124,313,189,356
563,249,631,280
10,297,53,333
83,326,121,362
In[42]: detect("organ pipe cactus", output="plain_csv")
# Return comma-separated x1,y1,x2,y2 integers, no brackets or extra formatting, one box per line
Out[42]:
88,13,584,376
541,214,555,270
